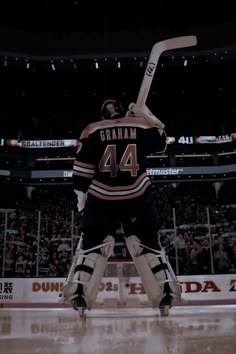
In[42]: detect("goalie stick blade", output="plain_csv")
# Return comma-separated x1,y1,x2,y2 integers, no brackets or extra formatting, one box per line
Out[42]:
151,35,197,56
136,35,197,107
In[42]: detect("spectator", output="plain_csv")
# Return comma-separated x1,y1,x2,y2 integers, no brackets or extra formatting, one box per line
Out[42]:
214,244,231,273
0,183,236,277
189,248,200,274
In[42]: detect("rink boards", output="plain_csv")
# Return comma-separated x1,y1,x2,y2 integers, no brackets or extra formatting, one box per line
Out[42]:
0,274,236,308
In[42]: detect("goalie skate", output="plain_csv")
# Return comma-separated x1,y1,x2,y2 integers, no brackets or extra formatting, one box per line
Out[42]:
72,294,88,318
158,287,173,316
159,305,170,317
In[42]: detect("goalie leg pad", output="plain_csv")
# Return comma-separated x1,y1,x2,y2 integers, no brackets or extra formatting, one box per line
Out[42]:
61,236,84,302
61,235,115,309
83,235,115,308
125,235,181,308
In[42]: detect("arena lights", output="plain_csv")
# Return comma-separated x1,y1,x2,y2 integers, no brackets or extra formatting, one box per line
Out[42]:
94,59,99,69
0,48,233,74
51,61,56,71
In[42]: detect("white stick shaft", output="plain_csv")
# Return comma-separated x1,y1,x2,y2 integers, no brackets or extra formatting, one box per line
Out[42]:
136,35,197,108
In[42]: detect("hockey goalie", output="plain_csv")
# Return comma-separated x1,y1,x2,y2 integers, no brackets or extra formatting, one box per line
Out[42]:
60,100,181,317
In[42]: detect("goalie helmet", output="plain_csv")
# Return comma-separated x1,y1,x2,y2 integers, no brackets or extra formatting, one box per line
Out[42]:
101,99,125,120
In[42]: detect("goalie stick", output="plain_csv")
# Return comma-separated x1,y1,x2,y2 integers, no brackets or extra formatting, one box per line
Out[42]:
136,35,197,119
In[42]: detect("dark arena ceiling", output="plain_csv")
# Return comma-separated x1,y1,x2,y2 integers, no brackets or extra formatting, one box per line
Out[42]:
0,1,236,135
0,1,236,56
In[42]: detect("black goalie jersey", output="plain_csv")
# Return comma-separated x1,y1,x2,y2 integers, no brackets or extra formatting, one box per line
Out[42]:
73,116,166,201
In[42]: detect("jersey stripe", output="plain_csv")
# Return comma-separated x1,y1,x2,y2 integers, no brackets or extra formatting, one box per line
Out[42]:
80,117,154,139
92,172,148,191
89,176,150,197
73,171,94,179
74,161,96,169
73,164,95,175
88,180,151,200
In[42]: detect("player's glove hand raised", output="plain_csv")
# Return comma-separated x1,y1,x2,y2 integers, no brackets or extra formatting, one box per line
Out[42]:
127,103,165,129
127,103,148,117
